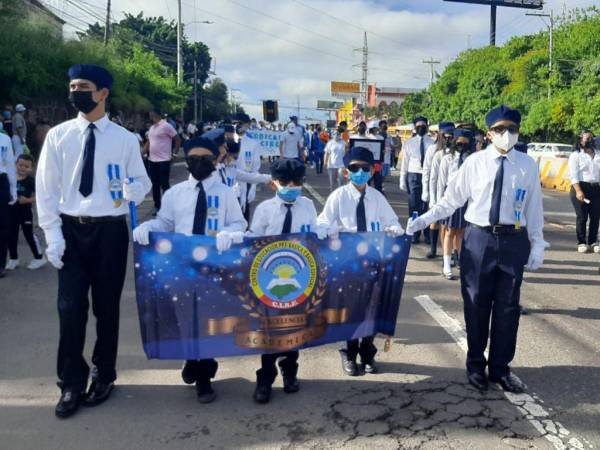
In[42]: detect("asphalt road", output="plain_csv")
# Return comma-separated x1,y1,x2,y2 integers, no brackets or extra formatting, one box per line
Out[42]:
0,161,598,450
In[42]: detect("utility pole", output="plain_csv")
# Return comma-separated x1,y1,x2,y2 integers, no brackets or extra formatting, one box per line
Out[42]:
361,32,368,108
526,10,554,99
193,59,198,124
422,58,441,86
176,0,183,86
103,0,111,45
297,95,300,118
490,3,497,46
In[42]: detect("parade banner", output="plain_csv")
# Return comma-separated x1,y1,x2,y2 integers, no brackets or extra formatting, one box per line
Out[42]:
133,232,411,360
246,130,282,157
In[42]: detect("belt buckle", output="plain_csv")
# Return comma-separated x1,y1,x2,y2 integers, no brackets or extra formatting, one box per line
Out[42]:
78,216,90,225
491,225,502,235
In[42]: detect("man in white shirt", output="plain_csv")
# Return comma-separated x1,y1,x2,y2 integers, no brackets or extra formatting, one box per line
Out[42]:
400,116,435,244
133,136,246,404
317,147,404,376
324,128,346,188
36,64,151,418
279,123,303,160
0,133,16,277
12,104,27,158
407,105,546,394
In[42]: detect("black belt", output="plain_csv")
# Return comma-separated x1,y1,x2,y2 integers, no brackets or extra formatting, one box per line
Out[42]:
580,181,600,187
471,224,526,235
61,214,127,225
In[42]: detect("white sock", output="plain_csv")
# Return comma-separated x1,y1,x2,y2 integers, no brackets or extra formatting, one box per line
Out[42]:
443,255,452,273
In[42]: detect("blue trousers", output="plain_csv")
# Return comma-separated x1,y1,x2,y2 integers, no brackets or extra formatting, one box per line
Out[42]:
460,226,530,378
407,172,429,241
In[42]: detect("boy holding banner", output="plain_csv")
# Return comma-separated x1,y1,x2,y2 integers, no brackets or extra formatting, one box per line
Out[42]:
317,147,404,376
132,136,247,403
247,159,326,404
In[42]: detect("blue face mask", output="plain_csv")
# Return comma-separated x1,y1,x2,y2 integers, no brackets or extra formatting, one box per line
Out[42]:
349,169,371,186
277,185,302,203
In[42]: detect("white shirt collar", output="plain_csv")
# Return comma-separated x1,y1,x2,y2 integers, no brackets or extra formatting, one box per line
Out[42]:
346,183,371,200
75,113,110,134
188,170,219,189
485,145,517,164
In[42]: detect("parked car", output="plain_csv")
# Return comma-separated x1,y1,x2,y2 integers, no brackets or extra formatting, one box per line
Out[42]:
526,142,572,160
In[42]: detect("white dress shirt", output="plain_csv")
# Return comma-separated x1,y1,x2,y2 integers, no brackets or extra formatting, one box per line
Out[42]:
568,149,600,184
0,133,16,202
216,159,270,210
248,195,320,236
428,149,449,207
280,131,302,158
420,145,545,253
421,143,438,202
317,184,401,232
400,135,435,189
238,134,266,208
141,171,247,236
36,114,151,232
324,139,346,169
436,152,467,203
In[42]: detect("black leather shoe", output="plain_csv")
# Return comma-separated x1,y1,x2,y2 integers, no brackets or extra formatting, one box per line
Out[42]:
426,251,437,259
342,358,359,376
253,384,272,403
489,373,525,393
181,360,197,385
520,306,529,316
84,381,114,407
282,376,299,394
196,381,217,403
467,372,489,391
55,389,83,418
412,236,421,244
363,361,378,374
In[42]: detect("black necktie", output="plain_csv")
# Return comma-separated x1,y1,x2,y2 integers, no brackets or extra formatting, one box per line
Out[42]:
419,136,425,167
282,204,293,234
356,191,367,232
79,123,96,197
192,182,207,235
219,167,226,185
489,156,506,226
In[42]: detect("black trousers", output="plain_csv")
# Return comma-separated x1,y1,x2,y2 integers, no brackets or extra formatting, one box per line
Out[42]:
460,225,530,378
148,160,171,210
314,152,324,174
0,174,10,271
370,170,384,193
57,217,129,391
8,205,42,259
407,172,430,242
345,336,377,363
184,359,218,383
256,351,299,386
570,183,600,245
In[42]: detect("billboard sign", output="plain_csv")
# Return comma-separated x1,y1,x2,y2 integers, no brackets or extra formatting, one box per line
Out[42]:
443,0,542,8
317,100,344,110
331,81,360,99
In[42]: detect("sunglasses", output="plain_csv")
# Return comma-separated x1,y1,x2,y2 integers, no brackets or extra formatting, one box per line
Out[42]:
490,125,519,134
348,163,371,173
188,154,215,162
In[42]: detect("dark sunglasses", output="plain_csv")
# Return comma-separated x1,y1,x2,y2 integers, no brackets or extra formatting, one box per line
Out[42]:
490,125,519,134
188,154,215,162
348,163,371,173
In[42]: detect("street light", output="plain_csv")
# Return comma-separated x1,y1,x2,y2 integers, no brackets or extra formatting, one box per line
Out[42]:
185,20,215,25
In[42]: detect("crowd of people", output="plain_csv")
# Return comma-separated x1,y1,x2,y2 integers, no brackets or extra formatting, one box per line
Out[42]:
0,62,598,422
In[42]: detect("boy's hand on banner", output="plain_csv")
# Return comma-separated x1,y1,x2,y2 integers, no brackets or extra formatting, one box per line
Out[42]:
406,217,426,236
327,225,341,239
384,225,405,237
133,224,150,245
216,230,242,252
315,225,328,240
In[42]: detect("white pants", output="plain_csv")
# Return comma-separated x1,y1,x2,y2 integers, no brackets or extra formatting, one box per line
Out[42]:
328,167,344,187
11,136,24,158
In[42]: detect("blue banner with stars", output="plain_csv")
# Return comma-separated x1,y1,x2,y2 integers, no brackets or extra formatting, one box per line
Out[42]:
134,232,411,359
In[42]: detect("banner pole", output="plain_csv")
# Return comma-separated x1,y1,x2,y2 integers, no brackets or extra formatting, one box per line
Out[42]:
128,177,138,230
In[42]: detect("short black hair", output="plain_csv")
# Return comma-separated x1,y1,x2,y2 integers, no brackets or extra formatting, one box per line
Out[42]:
17,154,34,163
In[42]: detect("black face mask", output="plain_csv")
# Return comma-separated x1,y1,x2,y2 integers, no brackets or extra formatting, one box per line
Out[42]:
69,91,98,114
415,125,427,137
187,156,215,181
456,143,470,153
358,126,366,134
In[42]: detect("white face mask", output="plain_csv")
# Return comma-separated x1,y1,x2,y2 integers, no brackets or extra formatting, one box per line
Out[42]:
492,130,519,151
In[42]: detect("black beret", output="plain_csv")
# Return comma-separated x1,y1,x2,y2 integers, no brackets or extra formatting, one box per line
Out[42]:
413,116,428,125
453,128,473,140
233,112,251,123
68,64,113,90
485,105,522,128
270,159,306,181
343,146,375,167
439,122,455,133
183,137,219,157
201,128,226,147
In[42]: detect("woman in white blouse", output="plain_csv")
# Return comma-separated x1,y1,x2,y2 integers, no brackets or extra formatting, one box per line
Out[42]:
568,130,600,253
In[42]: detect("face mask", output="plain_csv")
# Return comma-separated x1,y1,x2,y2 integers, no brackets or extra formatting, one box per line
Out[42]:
69,91,98,114
187,156,215,181
337,127,344,134
349,169,371,186
492,130,519,151
415,125,427,137
358,127,366,135
276,185,302,203
456,143,470,153
583,139,593,148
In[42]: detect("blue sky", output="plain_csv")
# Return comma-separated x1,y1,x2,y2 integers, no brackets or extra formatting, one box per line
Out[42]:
48,0,597,122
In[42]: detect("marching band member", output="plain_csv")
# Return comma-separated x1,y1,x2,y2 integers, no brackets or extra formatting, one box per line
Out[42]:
247,159,325,404
407,105,545,393
36,64,151,418
132,136,247,403
317,147,404,376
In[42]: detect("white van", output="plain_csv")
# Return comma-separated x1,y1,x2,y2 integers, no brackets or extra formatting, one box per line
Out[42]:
526,142,572,160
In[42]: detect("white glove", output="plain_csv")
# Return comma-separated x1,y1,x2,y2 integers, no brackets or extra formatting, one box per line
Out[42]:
216,230,244,252
231,184,241,197
45,227,66,269
327,225,341,239
421,192,429,203
384,225,405,237
524,244,547,271
405,217,427,236
123,179,146,204
315,225,327,240
132,224,151,245
399,178,407,192
260,174,272,184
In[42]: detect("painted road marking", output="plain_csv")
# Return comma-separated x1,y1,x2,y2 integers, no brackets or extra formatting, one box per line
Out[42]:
414,294,591,450
304,182,326,206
